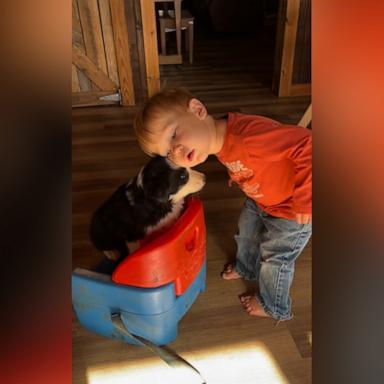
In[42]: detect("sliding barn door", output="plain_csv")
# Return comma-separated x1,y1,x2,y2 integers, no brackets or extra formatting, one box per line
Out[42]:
72,0,135,107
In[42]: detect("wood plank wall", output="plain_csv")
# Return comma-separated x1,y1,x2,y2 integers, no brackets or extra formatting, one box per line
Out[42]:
72,0,148,106
139,0,160,97
272,0,311,97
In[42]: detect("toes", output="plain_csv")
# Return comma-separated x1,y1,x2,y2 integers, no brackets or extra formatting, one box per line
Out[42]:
245,303,257,314
222,270,237,280
222,263,234,274
243,299,251,307
239,295,270,318
240,295,252,303
240,296,260,310
221,265,241,280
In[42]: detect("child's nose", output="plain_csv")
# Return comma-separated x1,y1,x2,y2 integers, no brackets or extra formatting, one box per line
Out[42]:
172,144,184,157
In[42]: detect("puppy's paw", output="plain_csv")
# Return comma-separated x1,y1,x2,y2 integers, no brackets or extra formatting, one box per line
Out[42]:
103,250,120,261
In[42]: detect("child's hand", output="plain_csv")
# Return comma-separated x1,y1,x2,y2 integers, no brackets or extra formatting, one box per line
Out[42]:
295,213,312,224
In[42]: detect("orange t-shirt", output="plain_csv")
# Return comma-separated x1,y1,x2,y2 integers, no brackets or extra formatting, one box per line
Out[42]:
216,112,312,220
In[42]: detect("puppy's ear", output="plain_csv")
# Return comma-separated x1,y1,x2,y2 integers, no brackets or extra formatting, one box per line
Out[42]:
144,180,170,203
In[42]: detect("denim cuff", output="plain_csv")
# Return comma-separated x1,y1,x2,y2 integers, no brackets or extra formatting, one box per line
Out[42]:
254,293,293,321
234,262,257,281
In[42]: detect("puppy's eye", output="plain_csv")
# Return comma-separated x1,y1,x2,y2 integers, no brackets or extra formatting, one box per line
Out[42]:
180,173,187,180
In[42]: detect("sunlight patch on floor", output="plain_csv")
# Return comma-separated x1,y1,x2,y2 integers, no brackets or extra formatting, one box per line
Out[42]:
87,341,289,384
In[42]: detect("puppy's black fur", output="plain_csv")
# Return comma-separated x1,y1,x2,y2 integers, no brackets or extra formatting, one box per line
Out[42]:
89,156,205,273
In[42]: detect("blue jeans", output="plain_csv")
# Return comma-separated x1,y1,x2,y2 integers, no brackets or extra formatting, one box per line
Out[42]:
234,198,312,321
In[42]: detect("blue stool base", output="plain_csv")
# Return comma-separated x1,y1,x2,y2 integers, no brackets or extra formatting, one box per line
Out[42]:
72,260,206,346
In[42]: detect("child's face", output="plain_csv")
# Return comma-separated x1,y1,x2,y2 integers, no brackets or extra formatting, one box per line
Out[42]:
151,108,212,168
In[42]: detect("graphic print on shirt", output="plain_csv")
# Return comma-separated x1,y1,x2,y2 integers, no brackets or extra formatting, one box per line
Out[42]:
224,160,264,199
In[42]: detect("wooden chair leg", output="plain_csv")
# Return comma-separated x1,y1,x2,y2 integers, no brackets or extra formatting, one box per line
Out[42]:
188,22,194,64
298,104,312,127
160,25,166,55
174,0,182,57
184,28,188,52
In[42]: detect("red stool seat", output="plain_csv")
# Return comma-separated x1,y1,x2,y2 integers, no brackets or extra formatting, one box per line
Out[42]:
112,198,206,296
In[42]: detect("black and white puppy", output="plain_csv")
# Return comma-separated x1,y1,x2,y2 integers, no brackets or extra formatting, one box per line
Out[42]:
89,156,205,271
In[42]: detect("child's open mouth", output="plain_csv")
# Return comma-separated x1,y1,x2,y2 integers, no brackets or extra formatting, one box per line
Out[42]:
187,149,195,162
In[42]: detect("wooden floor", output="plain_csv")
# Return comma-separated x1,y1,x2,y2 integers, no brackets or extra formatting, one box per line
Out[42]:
73,26,311,384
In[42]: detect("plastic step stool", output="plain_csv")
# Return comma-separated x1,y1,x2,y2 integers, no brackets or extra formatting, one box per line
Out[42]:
72,197,206,345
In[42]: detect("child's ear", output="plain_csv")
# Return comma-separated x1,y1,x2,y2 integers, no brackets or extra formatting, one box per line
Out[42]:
188,98,207,120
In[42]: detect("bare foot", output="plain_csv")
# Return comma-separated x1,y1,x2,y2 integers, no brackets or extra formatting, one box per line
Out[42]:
221,263,242,280
239,295,270,318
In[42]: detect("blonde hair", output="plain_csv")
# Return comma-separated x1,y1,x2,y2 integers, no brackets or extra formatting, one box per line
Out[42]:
134,88,195,156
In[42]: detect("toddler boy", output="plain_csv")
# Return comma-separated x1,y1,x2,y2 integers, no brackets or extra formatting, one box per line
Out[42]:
134,88,312,321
